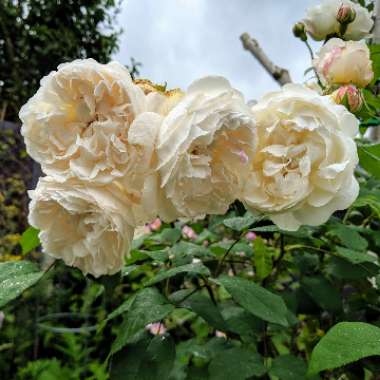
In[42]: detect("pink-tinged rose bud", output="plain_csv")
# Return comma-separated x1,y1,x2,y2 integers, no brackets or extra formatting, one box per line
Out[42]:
203,240,209,247
148,217,162,232
337,4,356,25
313,38,374,88
215,330,227,339
293,22,307,41
245,231,257,241
332,85,363,113
182,225,197,240
146,322,166,336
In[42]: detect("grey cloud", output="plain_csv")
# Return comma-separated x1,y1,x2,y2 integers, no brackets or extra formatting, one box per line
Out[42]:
114,0,321,100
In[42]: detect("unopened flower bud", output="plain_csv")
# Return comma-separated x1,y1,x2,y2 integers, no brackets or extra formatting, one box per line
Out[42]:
293,22,307,41
332,85,363,113
337,4,356,25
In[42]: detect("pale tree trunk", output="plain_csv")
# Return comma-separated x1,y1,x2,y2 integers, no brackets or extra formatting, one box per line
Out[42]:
369,0,380,141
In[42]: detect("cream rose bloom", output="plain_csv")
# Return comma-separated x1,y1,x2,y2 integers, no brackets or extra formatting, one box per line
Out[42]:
313,38,374,88
304,0,373,41
29,177,136,277
20,59,147,184
241,84,359,231
156,76,257,219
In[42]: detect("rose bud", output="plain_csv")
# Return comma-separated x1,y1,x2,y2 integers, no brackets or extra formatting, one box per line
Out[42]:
332,85,363,113
337,3,356,25
293,22,307,41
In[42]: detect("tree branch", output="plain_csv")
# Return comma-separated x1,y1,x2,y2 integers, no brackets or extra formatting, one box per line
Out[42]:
240,32,292,86
368,0,380,141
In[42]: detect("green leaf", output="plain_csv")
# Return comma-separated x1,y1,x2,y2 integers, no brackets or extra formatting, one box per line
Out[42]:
354,187,380,218
217,276,288,326
335,246,377,265
269,355,307,380
326,257,379,280
301,275,341,313
181,292,227,331
19,227,40,254
369,45,380,81
0,261,44,308
208,347,266,380
110,334,151,380
327,223,368,251
308,322,380,375
253,237,273,280
137,335,176,380
110,288,174,355
153,228,182,244
358,144,380,179
146,262,210,286
223,214,258,231
250,225,279,233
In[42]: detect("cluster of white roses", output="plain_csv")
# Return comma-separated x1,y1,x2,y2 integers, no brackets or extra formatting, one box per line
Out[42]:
298,0,375,112
20,57,359,277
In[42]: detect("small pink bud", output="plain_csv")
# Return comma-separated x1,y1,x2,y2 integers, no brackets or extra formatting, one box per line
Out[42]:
182,225,197,240
215,330,227,339
246,231,257,241
337,4,356,25
148,217,162,231
332,85,363,113
203,240,209,247
146,322,166,335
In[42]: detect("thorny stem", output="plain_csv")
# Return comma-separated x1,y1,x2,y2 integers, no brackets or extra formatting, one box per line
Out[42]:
215,235,243,277
304,40,324,90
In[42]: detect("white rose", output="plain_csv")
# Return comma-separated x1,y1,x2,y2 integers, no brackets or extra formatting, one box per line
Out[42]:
304,0,373,41
156,76,257,219
20,59,147,184
28,177,136,277
241,84,359,231
313,38,374,88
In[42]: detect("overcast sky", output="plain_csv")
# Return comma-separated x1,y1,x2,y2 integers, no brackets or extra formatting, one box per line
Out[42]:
114,0,321,101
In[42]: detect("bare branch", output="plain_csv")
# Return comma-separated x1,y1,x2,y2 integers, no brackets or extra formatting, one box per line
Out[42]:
368,0,380,141
240,32,292,86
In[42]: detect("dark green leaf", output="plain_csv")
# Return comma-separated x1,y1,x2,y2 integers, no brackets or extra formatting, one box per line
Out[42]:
0,261,44,308
335,246,377,265
358,144,380,179
208,347,266,380
217,276,288,326
110,334,151,380
301,275,341,313
137,335,176,380
110,288,174,355
19,227,40,254
181,292,227,331
269,355,307,380
328,223,368,251
223,214,258,231
146,262,210,286
308,322,380,375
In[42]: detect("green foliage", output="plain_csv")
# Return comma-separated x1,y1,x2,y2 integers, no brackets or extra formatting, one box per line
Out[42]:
358,143,380,179
308,322,380,375
0,260,43,307
20,227,40,255
0,0,122,121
